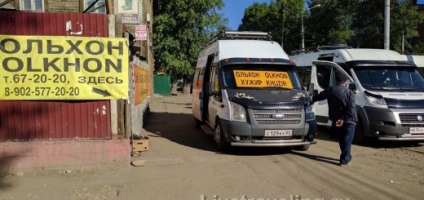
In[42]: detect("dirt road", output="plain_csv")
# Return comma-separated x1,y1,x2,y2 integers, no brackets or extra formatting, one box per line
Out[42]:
1,94,423,200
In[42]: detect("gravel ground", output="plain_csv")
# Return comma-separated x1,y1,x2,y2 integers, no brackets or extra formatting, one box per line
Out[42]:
1,94,423,200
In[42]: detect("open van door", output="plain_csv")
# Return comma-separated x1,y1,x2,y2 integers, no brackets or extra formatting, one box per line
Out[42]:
192,54,215,127
311,60,354,126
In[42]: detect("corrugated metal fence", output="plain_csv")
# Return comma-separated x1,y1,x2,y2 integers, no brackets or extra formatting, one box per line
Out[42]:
0,11,112,141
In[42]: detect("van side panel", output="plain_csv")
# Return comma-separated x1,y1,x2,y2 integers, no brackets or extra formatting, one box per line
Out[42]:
290,49,424,142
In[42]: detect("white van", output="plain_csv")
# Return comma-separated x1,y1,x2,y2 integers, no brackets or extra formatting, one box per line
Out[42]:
290,47,424,143
402,55,424,77
192,31,317,151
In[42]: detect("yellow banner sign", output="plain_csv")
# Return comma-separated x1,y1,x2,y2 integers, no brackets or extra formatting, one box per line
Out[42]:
0,35,129,100
233,70,293,89
133,63,151,105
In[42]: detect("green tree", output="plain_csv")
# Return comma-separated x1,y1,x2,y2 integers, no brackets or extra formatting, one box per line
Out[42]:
306,0,356,48
153,0,227,83
238,0,304,53
238,0,424,53
307,0,423,52
353,0,389,48
238,2,270,32
390,1,424,54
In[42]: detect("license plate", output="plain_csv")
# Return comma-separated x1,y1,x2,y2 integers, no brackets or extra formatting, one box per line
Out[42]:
265,130,292,137
409,127,424,134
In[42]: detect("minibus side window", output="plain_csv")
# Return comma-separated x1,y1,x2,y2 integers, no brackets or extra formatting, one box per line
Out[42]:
316,65,332,89
196,68,205,89
337,63,352,77
210,64,221,101
193,69,200,87
296,66,311,88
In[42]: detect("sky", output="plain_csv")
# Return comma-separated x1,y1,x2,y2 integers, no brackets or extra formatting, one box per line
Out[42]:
221,0,272,30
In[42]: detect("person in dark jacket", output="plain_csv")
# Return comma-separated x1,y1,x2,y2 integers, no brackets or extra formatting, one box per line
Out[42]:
311,73,357,166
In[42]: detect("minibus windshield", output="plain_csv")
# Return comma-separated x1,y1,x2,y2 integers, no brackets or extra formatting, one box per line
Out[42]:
221,64,302,90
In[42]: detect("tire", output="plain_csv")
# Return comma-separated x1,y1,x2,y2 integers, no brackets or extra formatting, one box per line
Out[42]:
353,118,365,144
214,120,230,152
194,117,201,128
294,144,310,151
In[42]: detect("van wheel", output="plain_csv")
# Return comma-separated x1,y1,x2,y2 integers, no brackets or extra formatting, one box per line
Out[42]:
214,121,230,152
353,119,365,144
294,144,310,151
194,117,201,128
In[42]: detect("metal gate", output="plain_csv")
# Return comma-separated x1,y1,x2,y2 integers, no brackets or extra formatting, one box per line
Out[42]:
0,11,111,141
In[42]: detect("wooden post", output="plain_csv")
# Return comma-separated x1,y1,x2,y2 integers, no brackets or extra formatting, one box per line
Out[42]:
105,0,113,14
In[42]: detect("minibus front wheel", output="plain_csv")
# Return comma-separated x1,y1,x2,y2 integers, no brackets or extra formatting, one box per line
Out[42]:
353,118,365,144
214,120,230,152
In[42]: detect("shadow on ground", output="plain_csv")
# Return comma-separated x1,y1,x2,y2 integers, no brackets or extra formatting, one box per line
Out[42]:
290,150,341,166
315,125,423,149
144,111,303,156
229,146,292,156
0,155,16,190
146,94,422,156
144,111,217,152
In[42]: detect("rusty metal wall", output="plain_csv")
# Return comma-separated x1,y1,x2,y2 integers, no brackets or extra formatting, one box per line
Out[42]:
0,101,111,141
0,11,108,37
0,11,111,141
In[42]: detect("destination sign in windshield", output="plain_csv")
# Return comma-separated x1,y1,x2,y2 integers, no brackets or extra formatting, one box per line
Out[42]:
233,70,293,89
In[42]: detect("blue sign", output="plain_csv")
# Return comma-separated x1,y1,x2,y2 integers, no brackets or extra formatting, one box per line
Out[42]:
416,0,424,5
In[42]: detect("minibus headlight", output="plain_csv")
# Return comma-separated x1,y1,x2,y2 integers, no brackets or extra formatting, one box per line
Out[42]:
365,94,386,105
305,105,315,121
230,102,247,122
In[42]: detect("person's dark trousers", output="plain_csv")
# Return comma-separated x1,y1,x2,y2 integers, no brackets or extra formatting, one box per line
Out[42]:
336,123,356,164
330,124,339,140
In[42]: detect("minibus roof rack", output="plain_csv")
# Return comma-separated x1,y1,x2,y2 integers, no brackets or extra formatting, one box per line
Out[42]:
207,30,272,46
290,44,353,55
316,44,352,50
217,31,271,40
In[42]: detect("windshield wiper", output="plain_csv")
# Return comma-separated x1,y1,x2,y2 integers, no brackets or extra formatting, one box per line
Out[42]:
367,86,424,92
361,83,390,91
367,86,398,91
395,87,424,92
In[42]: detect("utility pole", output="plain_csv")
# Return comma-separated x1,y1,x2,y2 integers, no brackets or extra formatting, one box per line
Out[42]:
301,12,304,51
384,0,390,49
301,4,321,52
281,4,285,48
